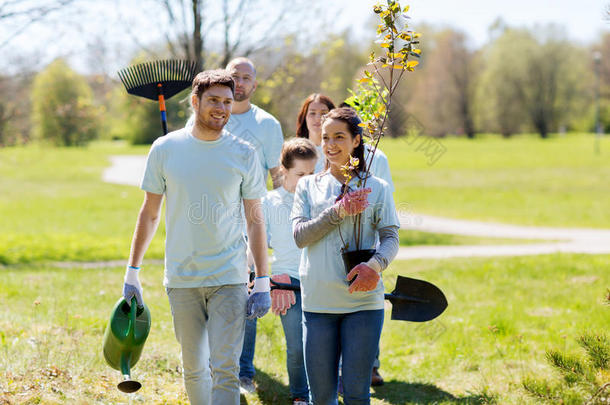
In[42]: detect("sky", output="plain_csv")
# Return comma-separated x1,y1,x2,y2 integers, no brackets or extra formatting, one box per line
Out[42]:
342,0,609,47
1,0,608,74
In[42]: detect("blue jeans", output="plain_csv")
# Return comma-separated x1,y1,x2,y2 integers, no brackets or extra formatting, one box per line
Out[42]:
303,309,384,405
240,260,257,380
239,317,257,379
279,277,309,400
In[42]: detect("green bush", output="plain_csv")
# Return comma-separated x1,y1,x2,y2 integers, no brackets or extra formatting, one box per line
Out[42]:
31,59,100,146
522,330,610,404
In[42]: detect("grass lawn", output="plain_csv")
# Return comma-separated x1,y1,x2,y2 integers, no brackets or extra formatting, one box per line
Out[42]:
0,142,165,265
1,135,609,404
1,253,608,404
384,133,610,228
1,134,605,264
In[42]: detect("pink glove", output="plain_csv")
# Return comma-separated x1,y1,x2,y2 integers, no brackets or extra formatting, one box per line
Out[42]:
336,188,371,217
347,263,380,293
270,274,296,316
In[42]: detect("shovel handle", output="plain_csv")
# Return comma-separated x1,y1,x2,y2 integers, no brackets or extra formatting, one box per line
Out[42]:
269,281,301,291
384,293,429,304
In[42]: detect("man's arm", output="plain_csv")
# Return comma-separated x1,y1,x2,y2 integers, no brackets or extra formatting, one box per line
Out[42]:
243,197,271,319
127,192,164,267
243,198,268,277
269,167,282,190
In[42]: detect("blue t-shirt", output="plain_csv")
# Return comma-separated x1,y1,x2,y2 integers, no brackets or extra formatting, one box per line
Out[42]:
140,128,267,288
262,187,301,279
291,172,400,313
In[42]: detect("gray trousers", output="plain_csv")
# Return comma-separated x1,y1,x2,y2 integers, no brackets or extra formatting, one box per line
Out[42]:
167,284,248,405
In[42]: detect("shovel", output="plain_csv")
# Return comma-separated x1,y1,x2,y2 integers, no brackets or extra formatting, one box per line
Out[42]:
271,275,447,322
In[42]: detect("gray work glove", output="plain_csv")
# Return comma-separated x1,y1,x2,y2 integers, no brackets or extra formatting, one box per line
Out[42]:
123,266,144,307
246,276,271,319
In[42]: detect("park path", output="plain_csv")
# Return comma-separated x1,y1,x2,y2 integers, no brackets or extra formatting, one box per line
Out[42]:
102,155,610,260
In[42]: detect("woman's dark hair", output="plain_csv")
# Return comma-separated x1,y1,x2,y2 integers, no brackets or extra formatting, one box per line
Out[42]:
322,107,367,173
192,69,235,100
296,93,336,138
280,137,318,169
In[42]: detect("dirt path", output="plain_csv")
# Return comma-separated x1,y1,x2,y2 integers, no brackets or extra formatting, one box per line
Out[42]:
102,155,610,260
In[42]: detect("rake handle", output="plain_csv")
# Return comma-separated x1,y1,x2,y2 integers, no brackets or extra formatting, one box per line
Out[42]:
157,84,168,135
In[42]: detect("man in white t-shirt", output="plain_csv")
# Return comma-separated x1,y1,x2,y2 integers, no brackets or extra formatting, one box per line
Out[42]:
122,70,271,405
185,58,284,393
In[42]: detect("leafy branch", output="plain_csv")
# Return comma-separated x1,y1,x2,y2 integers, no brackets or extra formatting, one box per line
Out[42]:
341,0,421,250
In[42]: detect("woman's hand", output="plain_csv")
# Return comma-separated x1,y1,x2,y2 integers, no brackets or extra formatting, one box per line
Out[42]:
335,188,371,217
347,263,380,293
270,274,296,315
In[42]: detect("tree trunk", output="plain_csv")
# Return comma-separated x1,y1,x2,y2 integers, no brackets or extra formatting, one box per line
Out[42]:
192,0,204,69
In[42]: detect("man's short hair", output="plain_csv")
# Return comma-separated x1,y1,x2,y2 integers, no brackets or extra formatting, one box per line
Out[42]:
226,57,257,76
192,69,235,100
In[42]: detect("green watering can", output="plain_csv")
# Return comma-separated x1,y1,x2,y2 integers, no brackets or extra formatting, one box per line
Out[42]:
102,297,151,393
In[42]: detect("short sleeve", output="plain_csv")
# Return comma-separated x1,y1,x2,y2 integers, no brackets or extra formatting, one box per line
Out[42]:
366,147,394,193
140,142,166,195
374,180,400,230
265,120,284,171
241,150,267,200
371,151,394,193
291,177,311,225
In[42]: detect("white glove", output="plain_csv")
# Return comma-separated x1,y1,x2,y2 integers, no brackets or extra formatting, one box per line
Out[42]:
123,266,144,307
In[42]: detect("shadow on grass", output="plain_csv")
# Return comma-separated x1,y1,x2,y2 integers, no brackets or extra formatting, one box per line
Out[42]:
372,381,493,404
240,368,291,405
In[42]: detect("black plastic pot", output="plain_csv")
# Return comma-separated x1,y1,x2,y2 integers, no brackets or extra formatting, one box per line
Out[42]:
342,249,376,285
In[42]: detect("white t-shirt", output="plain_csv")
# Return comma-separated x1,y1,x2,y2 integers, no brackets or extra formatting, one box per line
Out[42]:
262,187,300,279
141,128,266,288
291,172,400,313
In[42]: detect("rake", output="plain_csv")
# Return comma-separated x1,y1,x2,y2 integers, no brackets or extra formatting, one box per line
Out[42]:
117,60,199,135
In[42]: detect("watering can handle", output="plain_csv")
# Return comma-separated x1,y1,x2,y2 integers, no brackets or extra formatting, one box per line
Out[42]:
129,297,137,339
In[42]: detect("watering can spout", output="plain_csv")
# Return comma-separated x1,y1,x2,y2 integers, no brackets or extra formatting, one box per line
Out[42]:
103,297,151,393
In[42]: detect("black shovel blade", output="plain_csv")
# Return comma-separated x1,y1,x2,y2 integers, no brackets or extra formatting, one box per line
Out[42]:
384,275,448,322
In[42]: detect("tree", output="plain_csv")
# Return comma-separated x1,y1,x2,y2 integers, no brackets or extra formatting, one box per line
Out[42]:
252,32,368,137
134,0,324,70
592,33,610,132
0,0,78,49
31,59,100,146
519,27,586,138
475,29,531,137
408,28,477,137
